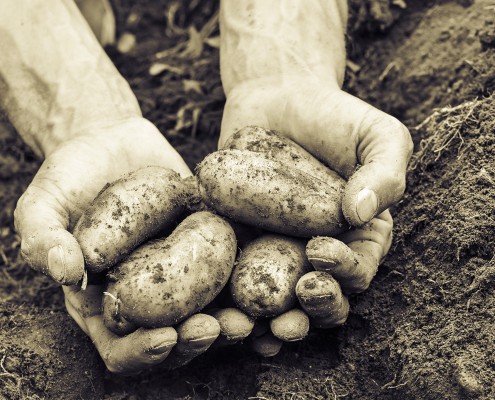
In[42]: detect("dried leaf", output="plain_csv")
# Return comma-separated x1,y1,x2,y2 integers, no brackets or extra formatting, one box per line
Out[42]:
392,0,407,8
183,79,203,94
117,32,136,54
180,26,204,58
149,62,185,76
205,36,220,48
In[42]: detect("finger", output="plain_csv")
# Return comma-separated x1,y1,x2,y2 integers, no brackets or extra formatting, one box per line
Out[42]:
63,285,96,336
15,182,85,285
64,285,179,375
210,308,255,346
85,316,178,375
338,95,412,225
158,314,220,370
271,89,412,225
269,309,310,342
296,271,349,328
306,210,393,293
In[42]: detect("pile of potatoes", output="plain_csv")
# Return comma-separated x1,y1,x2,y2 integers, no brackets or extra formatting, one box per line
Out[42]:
73,126,360,355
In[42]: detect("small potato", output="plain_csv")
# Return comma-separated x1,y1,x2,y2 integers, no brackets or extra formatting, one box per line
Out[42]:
102,211,237,332
74,166,195,273
269,309,310,342
230,234,311,318
223,125,344,185
251,332,283,357
102,292,137,336
197,149,349,237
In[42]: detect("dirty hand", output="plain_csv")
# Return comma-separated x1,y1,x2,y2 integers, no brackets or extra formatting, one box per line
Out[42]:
220,80,410,295
3,1,234,374
13,118,219,374
218,0,413,336
219,84,405,355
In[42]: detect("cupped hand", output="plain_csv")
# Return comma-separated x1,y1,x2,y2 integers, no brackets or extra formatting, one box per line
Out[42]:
220,79,413,226
14,117,221,373
15,117,191,284
220,78,411,340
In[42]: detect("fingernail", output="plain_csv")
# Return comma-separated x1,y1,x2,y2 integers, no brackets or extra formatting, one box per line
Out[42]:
148,336,177,355
185,335,218,349
356,188,378,223
47,245,66,283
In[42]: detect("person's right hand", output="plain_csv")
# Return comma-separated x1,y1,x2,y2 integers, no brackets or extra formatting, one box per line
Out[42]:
14,117,221,374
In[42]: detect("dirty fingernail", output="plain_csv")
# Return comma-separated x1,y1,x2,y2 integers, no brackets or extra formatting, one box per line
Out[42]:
356,188,378,223
47,245,66,283
148,335,177,355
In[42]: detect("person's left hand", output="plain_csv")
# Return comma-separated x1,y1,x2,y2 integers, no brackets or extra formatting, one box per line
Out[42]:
219,77,412,344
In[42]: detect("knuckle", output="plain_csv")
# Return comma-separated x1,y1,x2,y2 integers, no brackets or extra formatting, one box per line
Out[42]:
103,353,125,374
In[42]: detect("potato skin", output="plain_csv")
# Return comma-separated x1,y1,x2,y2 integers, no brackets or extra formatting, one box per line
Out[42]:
102,211,237,331
230,234,311,318
269,309,310,342
197,149,349,237
223,125,344,186
73,166,193,273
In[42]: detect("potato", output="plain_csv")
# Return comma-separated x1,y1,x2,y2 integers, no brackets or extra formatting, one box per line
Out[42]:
269,309,310,342
197,149,349,237
251,333,283,357
230,234,311,318
102,211,237,332
74,166,195,273
223,125,344,185
102,293,137,336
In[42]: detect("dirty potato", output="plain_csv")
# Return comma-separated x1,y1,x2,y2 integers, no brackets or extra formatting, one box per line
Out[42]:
102,211,237,332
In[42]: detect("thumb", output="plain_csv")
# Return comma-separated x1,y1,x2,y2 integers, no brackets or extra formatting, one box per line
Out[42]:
15,182,85,285
341,97,413,225
265,87,412,226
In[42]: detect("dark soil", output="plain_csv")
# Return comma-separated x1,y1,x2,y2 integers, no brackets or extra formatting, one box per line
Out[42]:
1,1,495,399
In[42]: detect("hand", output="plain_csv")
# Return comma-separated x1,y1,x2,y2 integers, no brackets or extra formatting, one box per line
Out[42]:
13,117,220,373
219,78,412,331
64,284,221,374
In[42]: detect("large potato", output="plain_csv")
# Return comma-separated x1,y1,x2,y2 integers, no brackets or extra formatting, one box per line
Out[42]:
230,234,311,318
197,149,349,237
223,125,344,185
73,166,194,273
102,211,237,332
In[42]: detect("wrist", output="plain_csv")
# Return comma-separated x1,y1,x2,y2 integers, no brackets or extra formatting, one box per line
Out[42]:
0,0,141,158
220,0,348,96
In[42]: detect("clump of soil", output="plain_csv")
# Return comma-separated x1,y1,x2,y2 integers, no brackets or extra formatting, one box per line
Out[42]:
1,1,495,399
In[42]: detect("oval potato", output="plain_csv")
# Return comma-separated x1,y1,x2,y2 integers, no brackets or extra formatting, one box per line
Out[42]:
197,149,349,237
223,125,344,186
103,211,237,331
74,166,194,273
269,308,310,342
230,234,311,318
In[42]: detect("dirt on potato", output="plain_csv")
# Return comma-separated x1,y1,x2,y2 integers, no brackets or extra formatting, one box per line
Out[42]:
1,0,495,399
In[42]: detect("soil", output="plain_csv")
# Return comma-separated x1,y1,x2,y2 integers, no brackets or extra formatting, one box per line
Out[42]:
1,0,495,399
